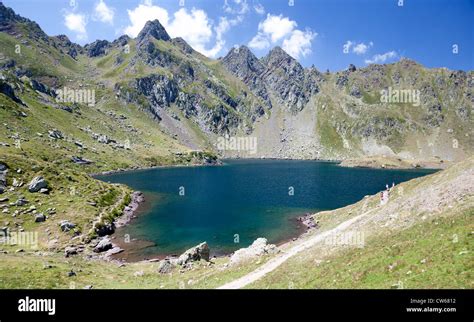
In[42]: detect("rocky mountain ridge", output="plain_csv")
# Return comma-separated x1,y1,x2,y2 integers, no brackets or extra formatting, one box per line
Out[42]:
0,2,473,162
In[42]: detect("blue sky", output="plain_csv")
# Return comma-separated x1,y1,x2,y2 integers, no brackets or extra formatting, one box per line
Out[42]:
3,0,473,71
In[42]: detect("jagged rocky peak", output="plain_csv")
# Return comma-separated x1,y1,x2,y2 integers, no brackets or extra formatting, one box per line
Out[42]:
261,46,318,112
51,34,82,59
262,46,299,68
53,34,72,44
221,45,271,108
0,2,24,24
112,35,130,47
136,19,171,45
222,45,265,77
0,3,49,42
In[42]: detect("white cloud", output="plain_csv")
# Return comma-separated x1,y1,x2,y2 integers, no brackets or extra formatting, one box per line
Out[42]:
343,40,373,55
124,1,169,37
260,14,296,43
248,32,270,50
167,8,214,56
254,3,265,15
248,14,315,59
224,0,250,15
282,29,316,59
353,41,373,55
93,0,114,25
365,51,398,64
64,13,87,40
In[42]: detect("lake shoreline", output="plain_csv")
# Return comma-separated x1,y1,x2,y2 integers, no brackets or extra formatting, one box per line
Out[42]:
107,198,319,263
96,158,435,264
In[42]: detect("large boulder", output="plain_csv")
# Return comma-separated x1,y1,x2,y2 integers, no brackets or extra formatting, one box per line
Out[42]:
230,238,279,266
177,242,210,266
94,237,113,253
28,176,48,192
59,220,76,232
34,213,46,222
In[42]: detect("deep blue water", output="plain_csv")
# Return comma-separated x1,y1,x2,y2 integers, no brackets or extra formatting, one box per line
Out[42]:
96,159,436,258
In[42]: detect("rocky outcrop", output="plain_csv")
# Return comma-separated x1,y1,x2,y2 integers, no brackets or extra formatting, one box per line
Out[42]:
0,163,7,194
84,40,110,57
30,79,55,96
177,242,210,266
96,221,115,237
171,37,194,54
157,259,174,274
0,80,23,104
71,156,93,165
50,34,82,59
229,238,279,266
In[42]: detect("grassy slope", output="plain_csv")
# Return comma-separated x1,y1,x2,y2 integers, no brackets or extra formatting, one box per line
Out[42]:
246,157,474,289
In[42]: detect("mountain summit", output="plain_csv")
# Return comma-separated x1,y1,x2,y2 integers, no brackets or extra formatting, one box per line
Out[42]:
136,19,171,45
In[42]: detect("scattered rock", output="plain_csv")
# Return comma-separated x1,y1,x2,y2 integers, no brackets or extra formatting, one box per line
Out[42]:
34,213,46,222
71,156,93,165
12,178,23,187
15,198,28,206
105,246,124,257
0,166,7,194
48,129,63,139
59,220,76,232
64,246,78,257
297,214,319,229
28,176,48,193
